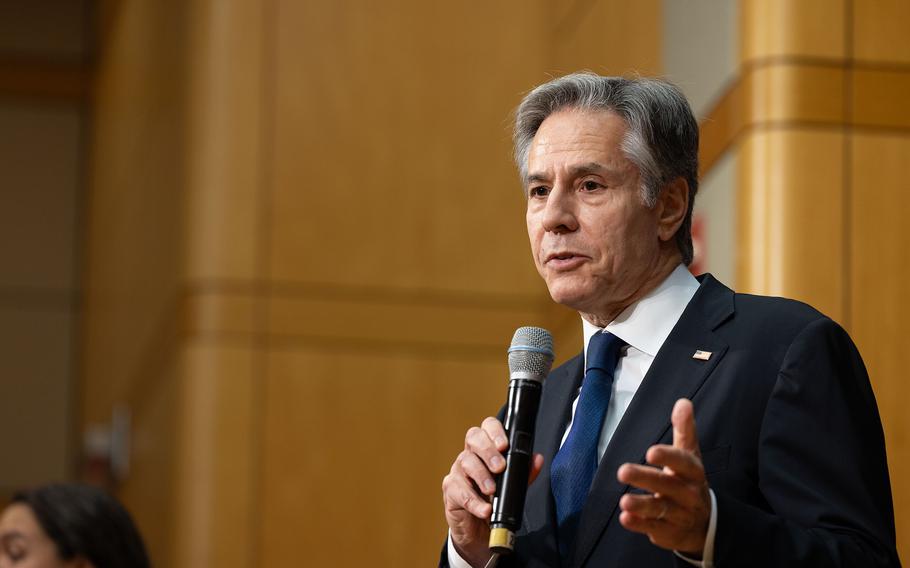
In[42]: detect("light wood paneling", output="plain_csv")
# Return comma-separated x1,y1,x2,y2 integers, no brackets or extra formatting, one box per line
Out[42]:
116,361,179,568
853,67,910,130
747,63,844,124
740,0,845,62
691,0,910,561
854,0,910,64
84,2,192,567
719,2,910,559
260,348,506,567
267,292,545,356
736,129,845,322
550,1,660,76
850,132,910,560
184,0,264,282
267,0,545,296
186,286,259,338
86,1,662,566
173,342,256,568
700,61,845,174
83,0,189,426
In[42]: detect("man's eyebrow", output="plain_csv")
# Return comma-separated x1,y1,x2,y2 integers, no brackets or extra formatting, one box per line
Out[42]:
525,173,549,185
567,162,609,177
525,162,612,185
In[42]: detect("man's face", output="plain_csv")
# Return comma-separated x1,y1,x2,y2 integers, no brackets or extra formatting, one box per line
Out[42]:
525,108,664,318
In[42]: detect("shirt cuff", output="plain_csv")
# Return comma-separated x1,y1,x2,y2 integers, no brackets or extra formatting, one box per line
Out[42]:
447,530,478,568
673,488,717,568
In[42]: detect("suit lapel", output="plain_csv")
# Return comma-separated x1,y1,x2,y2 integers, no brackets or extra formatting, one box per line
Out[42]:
570,275,735,567
521,353,583,566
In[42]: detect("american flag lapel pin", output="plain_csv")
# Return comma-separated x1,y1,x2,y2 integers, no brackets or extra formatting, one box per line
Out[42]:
692,350,712,361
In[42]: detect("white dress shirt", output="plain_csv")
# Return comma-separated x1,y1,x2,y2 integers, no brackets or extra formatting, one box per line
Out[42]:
449,265,716,567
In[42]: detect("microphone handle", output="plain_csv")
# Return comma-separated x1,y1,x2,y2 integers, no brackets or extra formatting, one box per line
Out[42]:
489,375,543,554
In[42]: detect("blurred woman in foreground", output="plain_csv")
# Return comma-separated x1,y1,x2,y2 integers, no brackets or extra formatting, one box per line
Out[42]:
0,483,150,568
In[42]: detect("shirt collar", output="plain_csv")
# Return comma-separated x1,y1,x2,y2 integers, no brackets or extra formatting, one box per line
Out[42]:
582,264,700,360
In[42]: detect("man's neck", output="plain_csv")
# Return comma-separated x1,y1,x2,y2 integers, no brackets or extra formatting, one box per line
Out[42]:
580,253,682,328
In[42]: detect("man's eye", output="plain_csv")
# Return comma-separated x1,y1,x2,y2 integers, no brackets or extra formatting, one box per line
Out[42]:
529,186,549,198
582,180,603,191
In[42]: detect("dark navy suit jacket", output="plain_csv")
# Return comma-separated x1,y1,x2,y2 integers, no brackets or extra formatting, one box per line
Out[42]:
440,275,900,567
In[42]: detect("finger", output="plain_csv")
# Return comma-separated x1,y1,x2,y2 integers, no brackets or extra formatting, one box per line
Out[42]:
619,493,673,521
458,450,497,496
481,416,509,452
619,509,706,555
442,472,492,519
672,399,700,456
646,445,705,482
616,464,696,508
465,424,506,474
528,453,545,485
618,509,674,543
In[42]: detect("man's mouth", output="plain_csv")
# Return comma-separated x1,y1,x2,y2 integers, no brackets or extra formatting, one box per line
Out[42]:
545,252,588,269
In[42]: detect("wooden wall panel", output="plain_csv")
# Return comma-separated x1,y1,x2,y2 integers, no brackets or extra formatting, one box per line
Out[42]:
84,0,191,565
116,362,179,568
736,129,845,322
721,0,910,560
850,132,910,561
267,0,546,297
86,1,662,566
550,1,661,76
260,349,506,566
173,342,256,568
853,68,910,130
740,0,845,61
747,64,844,124
854,0,910,64
83,0,189,426
184,0,264,282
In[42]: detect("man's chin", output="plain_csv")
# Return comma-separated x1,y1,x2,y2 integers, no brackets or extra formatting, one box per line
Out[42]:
546,286,595,313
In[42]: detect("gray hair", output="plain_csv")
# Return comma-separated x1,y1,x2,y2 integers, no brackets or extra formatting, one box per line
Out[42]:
513,72,700,266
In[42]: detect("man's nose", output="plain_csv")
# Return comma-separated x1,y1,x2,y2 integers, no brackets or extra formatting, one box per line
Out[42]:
541,186,578,234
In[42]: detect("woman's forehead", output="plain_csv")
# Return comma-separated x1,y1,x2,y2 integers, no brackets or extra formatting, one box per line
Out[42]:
0,503,43,537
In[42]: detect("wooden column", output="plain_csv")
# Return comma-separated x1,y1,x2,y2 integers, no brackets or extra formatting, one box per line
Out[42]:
729,0,910,558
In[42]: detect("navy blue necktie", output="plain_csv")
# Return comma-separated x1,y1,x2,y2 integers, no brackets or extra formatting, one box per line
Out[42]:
550,331,625,558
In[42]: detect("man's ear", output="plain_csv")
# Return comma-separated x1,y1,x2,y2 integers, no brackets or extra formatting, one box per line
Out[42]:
656,177,689,243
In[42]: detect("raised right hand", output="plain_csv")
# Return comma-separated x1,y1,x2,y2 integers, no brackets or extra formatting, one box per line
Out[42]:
441,416,544,567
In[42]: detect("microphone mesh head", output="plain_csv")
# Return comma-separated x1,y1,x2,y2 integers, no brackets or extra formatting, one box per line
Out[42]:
508,326,555,377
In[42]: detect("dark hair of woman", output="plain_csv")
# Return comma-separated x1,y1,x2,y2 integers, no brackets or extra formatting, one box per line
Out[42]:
10,483,151,568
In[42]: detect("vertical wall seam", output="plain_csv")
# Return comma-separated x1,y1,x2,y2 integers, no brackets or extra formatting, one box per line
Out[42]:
250,0,277,564
842,0,854,330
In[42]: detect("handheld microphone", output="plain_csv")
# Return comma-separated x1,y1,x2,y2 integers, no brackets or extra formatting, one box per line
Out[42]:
489,326,555,555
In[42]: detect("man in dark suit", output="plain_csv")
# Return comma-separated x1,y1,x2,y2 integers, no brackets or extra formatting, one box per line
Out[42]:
440,73,900,567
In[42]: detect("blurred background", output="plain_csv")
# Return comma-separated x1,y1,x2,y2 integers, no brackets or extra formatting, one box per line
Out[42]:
0,0,907,565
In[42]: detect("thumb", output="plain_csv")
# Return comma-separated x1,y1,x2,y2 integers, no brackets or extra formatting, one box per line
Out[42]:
672,398,700,456
528,453,545,486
